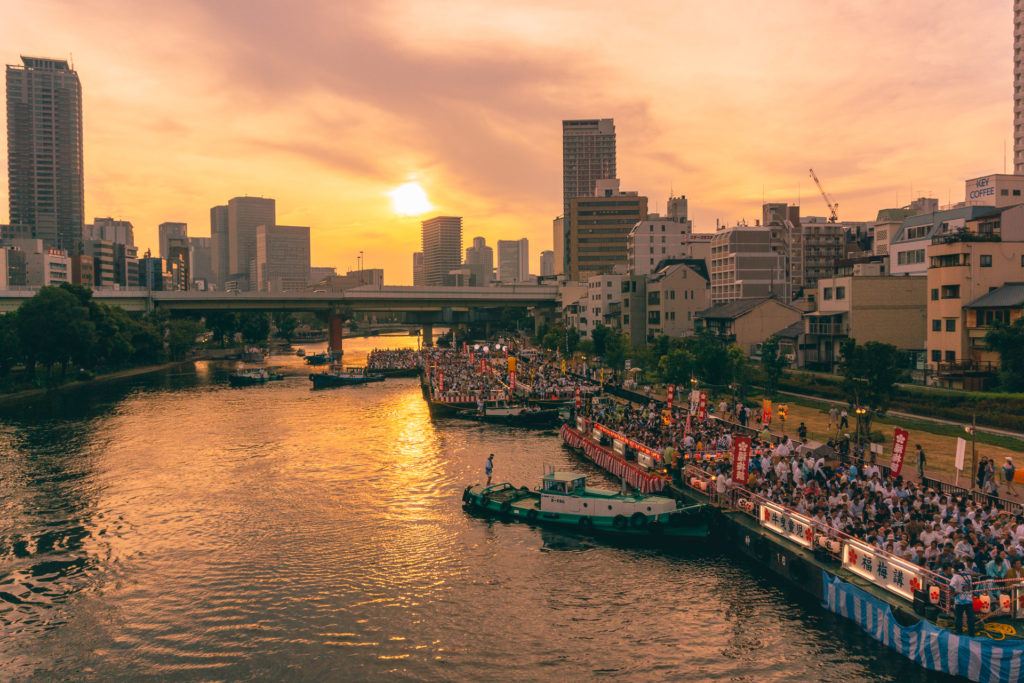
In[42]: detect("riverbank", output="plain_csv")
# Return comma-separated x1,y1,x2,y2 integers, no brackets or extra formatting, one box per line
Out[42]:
0,360,190,408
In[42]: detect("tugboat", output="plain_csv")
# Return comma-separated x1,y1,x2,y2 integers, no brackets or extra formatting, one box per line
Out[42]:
228,367,284,387
309,366,385,389
456,403,561,428
463,468,708,540
304,352,332,366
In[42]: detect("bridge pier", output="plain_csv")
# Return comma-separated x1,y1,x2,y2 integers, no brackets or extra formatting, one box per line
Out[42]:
328,309,345,357
422,323,434,347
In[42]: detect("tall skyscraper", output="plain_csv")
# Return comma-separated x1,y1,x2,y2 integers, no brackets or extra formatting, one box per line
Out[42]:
188,236,213,288
552,216,564,275
562,119,616,276
1016,0,1024,173
464,236,493,286
420,216,462,286
497,238,529,283
255,224,310,292
539,250,555,277
6,56,85,251
412,252,424,286
210,205,229,289
158,222,188,261
227,196,275,289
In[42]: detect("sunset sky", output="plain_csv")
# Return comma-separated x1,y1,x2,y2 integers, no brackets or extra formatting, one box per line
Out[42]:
0,0,1014,283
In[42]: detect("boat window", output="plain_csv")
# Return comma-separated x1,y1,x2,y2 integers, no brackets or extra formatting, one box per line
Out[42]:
647,507,652,512
583,502,588,508
608,505,613,510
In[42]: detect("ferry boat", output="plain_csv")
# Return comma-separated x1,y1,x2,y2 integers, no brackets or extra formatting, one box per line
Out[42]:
456,404,561,428
228,367,284,387
304,352,333,366
309,366,385,389
463,468,708,540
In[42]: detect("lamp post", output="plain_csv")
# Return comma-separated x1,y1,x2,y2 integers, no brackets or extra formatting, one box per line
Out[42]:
854,406,867,445
966,414,977,490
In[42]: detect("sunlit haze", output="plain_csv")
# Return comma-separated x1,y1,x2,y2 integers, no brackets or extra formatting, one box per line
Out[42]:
0,0,1014,282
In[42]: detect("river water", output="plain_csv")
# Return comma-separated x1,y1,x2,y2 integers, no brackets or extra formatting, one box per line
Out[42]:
0,335,951,681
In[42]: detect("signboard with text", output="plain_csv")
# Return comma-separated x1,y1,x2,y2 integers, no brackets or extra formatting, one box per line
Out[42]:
697,391,708,420
842,538,923,601
890,427,909,477
759,501,814,548
732,436,751,485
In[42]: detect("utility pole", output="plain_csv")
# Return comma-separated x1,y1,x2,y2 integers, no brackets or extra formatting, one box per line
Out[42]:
967,413,977,490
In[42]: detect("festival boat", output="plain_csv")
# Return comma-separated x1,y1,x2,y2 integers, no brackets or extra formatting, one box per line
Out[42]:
374,367,421,378
462,468,708,540
309,366,385,389
228,367,284,387
242,346,267,363
304,352,333,366
455,404,561,427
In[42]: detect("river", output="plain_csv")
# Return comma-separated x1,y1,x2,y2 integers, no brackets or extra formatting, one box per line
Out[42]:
0,335,952,680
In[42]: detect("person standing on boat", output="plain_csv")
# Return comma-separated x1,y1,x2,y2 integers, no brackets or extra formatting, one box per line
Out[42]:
485,454,494,486
949,563,976,636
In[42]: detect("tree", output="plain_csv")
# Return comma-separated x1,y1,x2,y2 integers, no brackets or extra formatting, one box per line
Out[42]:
167,318,204,360
838,339,904,438
238,312,271,344
759,335,789,398
659,347,696,385
986,318,1024,391
0,312,20,377
204,311,239,347
728,344,751,397
272,312,299,342
16,286,96,378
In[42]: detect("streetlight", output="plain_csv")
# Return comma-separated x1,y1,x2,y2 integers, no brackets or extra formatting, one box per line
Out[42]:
854,406,867,445
965,415,977,490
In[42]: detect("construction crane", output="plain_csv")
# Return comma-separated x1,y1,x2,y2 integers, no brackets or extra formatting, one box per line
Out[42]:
809,168,839,223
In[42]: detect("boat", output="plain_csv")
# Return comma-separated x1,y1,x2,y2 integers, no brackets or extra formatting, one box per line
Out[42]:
456,404,561,427
295,348,306,357
242,346,267,363
304,352,333,366
228,367,284,387
374,367,421,378
309,366,386,389
462,468,709,540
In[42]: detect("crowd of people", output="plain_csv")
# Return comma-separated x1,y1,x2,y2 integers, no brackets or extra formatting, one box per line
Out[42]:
366,348,421,371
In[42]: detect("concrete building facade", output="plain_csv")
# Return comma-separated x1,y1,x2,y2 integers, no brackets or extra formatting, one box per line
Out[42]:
539,250,555,277
643,259,711,339
255,224,310,292
227,196,276,288
497,238,529,283
210,205,229,289
421,216,462,286
562,119,615,275
709,226,790,303
159,222,187,262
1017,0,1024,173
552,217,564,276
696,297,803,354
568,179,647,280
464,236,493,286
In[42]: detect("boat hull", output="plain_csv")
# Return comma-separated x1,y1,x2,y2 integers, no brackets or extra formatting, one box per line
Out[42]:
462,483,709,540
455,409,561,428
375,368,420,378
309,373,385,389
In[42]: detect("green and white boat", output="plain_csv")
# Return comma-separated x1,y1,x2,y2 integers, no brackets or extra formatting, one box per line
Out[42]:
462,468,708,540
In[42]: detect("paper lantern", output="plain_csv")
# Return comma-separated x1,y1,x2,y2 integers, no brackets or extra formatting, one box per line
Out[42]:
929,586,940,604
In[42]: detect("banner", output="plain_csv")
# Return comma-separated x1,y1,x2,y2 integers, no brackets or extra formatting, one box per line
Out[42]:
762,399,772,425
759,501,814,548
689,389,700,413
666,384,674,425
955,437,966,471
437,371,444,393
890,427,909,477
697,391,708,420
842,538,923,601
507,356,517,373
732,436,752,485
509,370,516,392
561,359,567,375
574,386,582,409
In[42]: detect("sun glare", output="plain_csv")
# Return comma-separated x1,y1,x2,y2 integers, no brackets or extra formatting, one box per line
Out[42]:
388,182,432,216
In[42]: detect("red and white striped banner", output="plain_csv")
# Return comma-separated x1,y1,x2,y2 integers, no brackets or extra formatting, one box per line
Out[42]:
559,425,666,493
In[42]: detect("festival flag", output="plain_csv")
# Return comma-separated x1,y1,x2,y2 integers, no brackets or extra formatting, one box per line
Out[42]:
574,386,582,409
697,391,708,420
437,371,444,393
666,384,674,426
890,427,909,477
507,356,517,373
732,436,752,485
561,359,567,375
509,370,516,392
762,399,772,425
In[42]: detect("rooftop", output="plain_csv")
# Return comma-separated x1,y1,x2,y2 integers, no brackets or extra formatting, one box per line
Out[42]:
696,297,796,320
964,283,1024,309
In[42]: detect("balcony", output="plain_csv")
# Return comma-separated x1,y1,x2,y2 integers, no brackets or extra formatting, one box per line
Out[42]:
931,229,1001,245
806,321,848,336
936,360,997,376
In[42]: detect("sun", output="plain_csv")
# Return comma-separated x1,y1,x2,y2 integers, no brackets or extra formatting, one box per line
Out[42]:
388,181,432,216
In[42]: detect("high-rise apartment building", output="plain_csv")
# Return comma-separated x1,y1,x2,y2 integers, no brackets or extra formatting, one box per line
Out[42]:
568,179,647,280
464,236,493,286
255,224,310,292
497,238,529,283
6,57,84,251
420,216,462,286
158,222,187,261
1016,0,1024,173
540,250,555,277
210,205,229,289
562,119,616,275
552,216,564,276
709,225,790,304
86,217,134,246
166,236,190,290
227,196,275,289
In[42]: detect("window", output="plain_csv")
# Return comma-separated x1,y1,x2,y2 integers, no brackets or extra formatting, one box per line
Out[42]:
945,351,956,361
623,314,630,324
941,285,960,299
931,288,939,301
980,254,992,267
823,287,833,300
932,320,941,332
1001,189,1009,196
945,319,956,332
835,286,846,300
931,350,941,362
1015,189,1022,196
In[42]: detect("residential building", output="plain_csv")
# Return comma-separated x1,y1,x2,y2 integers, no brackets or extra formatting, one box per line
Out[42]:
964,174,1024,207
464,236,494,286
709,225,790,303
926,204,1024,388
255,224,310,292
189,237,213,288
86,217,134,246
0,246,27,289
113,242,139,288
421,216,462,286
1017,0,1024,173
580,270,624,338
802,273,927,372
6,56,84,251
166,236,190,290
643,259,711,339
497,238,529,283
412,252,424,286
619,273,648,348
798,217,844,293
71,254,93,287
568,179,647,280
210,205,229,288
695,297,803,354
562,118,616,274
227,196,276,289
964,283,1024,376
627,215,713,276
552,216,564,276
540,250,555,277
666,195,689,222
158,222,187,261
84,239,115,287
313,268,383,292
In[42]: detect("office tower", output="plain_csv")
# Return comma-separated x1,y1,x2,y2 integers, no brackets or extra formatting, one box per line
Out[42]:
666,195,689,223
562,118,616,275
497,238,529,283
166,236,190,290
4,238,69,286
227,196,275,289
159,222,187,261
113,242,139,288
87,217,134,246
188,237,213,288
552,216,564,275
84,239,116,287
1016,0,1024,173
464,236,494,286
139,256,169,291
255,224,310,292
420,216,462,286
412,252,424,286
709,225,790,303
568,179,647,280
540,250,555,277
210,205,229,288
6,56,84,251
0,247,27,289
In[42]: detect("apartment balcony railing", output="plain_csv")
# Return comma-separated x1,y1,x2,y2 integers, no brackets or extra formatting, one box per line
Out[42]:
936,360,997,376
806,321,848,336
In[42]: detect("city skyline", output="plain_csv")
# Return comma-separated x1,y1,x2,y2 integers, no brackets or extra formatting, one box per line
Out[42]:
0,1,1016,283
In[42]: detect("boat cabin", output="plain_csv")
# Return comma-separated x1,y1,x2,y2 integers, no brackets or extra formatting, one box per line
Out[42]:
541,471,587,495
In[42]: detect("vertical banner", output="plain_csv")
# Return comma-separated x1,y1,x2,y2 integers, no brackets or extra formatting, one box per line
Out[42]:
599,368,605,385
437,371,444,394
955,437,967,472
574,386,582,409
762,399,772,425
732,436,752,485
509,370,516,392
684,413,692,437
468,351,474,364
666,385,674,426
890,427,909,477
561,359,567,375
697,391,708,420
689,389,700,413
507,356,517,373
